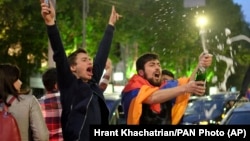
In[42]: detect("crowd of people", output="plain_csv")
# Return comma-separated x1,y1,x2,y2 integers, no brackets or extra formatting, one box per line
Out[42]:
0,1,214,141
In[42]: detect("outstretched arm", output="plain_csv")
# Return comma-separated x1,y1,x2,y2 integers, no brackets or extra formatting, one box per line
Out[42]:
144,53,213,104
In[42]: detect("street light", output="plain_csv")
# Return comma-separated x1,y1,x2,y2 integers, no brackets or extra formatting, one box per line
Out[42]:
196,16,208,28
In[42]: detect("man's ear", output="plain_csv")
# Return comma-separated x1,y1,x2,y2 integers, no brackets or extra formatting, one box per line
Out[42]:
70,65,76,72
55,83,58,90
138,70,144,76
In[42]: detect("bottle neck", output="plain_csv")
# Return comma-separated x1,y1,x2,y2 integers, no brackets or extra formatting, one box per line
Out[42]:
198,67,206,73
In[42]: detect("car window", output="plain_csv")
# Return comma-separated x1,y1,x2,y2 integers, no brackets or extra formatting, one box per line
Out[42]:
226,112,250,125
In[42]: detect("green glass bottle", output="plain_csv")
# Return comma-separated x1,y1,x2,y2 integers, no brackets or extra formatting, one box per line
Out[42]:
195,67,206,86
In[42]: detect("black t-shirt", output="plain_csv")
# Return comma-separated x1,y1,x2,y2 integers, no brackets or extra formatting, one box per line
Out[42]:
139,101,172,125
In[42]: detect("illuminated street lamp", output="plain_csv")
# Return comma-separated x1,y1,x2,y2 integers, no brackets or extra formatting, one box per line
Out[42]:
196,16,208,28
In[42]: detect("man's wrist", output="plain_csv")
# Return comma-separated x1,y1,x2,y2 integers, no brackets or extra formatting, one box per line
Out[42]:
102,74,110,80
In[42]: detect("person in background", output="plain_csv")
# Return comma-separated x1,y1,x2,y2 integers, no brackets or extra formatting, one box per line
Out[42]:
159,69,176,124
162,69,175,82
39,68,63,141
0,63,49,141
40,1,121,141
121,52,212,125
245,87,250,100
99,58,113,91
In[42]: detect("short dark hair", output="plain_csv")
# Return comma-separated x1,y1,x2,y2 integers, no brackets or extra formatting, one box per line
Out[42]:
67,48,88,65
136,53,159,72
162,69,174,78
42,68,57,91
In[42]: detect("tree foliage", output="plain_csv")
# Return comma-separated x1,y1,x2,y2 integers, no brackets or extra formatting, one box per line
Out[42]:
0,0,47,88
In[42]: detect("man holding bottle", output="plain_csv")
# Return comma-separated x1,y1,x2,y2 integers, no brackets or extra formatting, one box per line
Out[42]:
121,52,212,125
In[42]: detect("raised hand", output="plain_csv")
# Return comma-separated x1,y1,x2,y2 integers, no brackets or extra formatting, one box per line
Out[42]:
109,5,122,26
198,53,213,68
40,0,55,25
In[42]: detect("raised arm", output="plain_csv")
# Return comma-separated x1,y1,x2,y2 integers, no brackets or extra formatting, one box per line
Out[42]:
40,0,75,90
93,6,122,82
99,58,112,91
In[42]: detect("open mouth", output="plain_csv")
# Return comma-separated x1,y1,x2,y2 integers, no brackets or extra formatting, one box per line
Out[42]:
87,67,93,74
154,73,160,78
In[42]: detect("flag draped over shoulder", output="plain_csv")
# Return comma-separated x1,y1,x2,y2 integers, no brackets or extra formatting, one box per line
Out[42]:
171,77,190,125
121,74,190,125
122,75,159,124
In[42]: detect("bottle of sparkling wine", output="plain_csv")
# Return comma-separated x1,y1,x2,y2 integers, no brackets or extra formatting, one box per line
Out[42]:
195,67,206,86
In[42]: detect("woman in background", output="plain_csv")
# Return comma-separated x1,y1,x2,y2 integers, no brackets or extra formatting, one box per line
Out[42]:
0,63,49,141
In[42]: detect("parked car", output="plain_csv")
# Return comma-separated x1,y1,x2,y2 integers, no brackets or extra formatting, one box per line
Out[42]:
104,92,126,125
180,92,239,125
220,100,250,125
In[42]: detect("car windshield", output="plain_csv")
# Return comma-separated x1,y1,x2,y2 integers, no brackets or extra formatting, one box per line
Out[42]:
181,93,238,124
226,112,250,125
